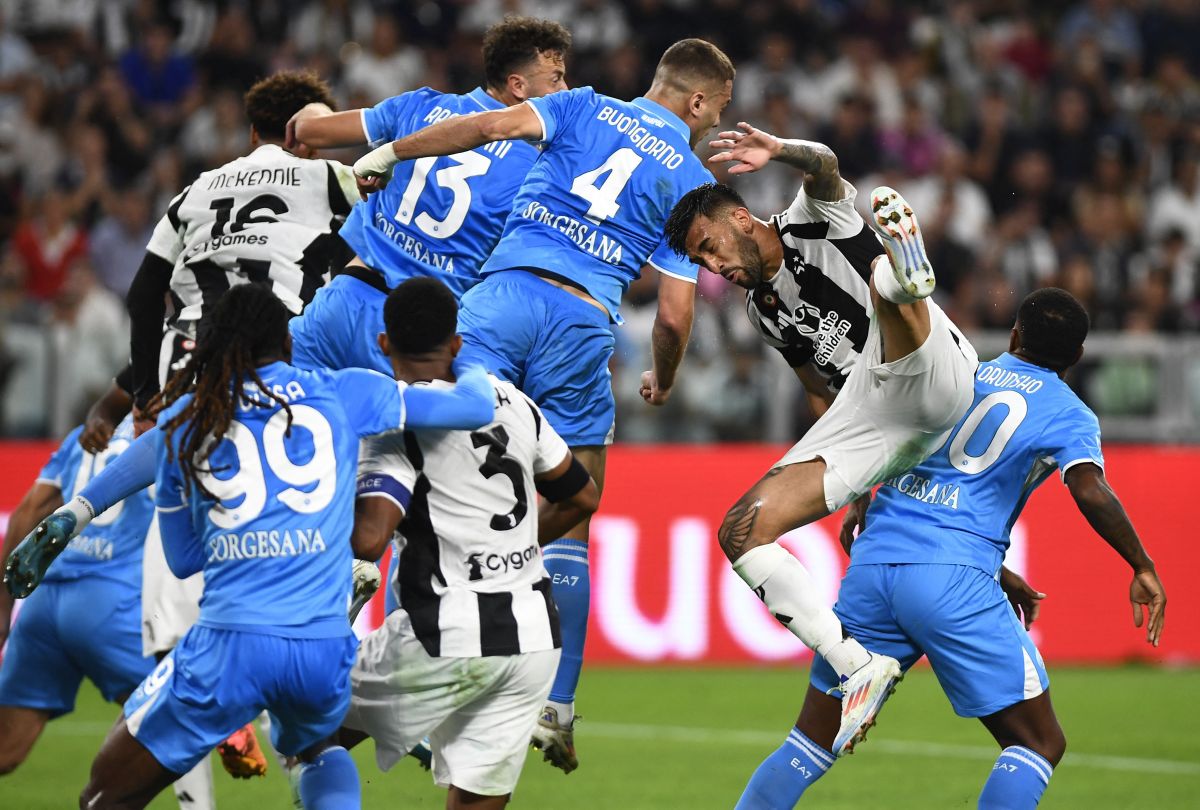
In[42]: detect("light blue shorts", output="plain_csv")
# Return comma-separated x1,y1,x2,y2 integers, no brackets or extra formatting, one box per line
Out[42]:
290,272,390,374
458,270,616,446
810,563,1050,717
124,625,356,774
0,577,153,716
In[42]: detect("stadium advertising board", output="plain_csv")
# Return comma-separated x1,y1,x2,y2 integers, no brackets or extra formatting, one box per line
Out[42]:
2,442,1196,664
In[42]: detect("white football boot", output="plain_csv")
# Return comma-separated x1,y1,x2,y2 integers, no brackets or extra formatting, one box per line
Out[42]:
868,186,935,301
831,653,903,756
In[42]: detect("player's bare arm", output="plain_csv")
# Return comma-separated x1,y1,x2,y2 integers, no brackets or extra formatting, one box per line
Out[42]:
353,104,543,186
287,104,361,150
350,496,404,562
1065,462,1166,646
640,271,695,406
535,453,600,544
80,381,133,453
708,122,844,201
999,566,1046,630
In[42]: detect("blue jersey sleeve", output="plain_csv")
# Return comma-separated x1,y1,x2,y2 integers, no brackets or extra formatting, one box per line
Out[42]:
76,427,162,514
1044,405,1104,479
335,366,496,436
526,87,597,144
361,89,433,146
646,236,699,282
38,427,84,488
154,445,204,579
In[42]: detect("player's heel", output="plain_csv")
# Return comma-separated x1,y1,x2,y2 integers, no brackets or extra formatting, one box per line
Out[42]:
868,186,935,301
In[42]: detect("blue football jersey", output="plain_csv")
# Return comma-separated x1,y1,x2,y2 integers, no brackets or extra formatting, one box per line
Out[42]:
154,363,407,638
38,417,155,585
342,87,541,297
852,353,1105,574
481,88,712,320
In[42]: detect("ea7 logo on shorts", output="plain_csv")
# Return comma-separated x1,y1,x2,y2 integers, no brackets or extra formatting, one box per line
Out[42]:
466,544,539,581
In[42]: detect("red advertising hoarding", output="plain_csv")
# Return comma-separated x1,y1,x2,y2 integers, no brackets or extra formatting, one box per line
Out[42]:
2,442,1196,664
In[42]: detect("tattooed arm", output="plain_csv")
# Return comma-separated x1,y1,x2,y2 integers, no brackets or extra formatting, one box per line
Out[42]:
709,122,845,201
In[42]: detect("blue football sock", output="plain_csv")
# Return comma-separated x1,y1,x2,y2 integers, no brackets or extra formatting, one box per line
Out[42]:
298,746,361,810
978,746,1054,809
542,538,589,705
735,727,834,809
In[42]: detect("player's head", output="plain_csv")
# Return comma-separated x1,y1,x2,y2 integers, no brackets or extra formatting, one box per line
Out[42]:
157,283,293,496
380,277,463,382
244,70,336,154
648,39,735,147
665,182,766,288
1011,287,1090,373
482,16,571,103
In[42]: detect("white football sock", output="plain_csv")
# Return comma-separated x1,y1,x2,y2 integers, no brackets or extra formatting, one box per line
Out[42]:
872,254,921,305
173,756,214,810
547,698,574,726
733,544,871,678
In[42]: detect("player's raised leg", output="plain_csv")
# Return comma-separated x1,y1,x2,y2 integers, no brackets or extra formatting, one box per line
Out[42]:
976,692,1066,809
718,462,901,756
866,185,934,362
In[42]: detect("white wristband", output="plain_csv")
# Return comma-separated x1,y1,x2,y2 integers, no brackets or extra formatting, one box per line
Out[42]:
353,143,399,178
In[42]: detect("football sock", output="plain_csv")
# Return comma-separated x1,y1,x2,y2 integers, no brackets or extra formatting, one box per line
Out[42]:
298,746,361,810
735,727,834,808
733,544,870,678
543,538,589,706
978,746,1053,809
173,757,215,810
872,254,921,305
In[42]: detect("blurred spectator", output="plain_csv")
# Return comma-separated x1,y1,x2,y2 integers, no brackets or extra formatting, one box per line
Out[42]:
342,14,422,105
1147,150,1200,251
290,0,374,57
3,189,88,302
819,33,901,128
878,91,945,177
904,139,992,281
88,186,154,298
0,10,35,115
119,18,196,128
962,84,1027,211
76,66,153,184
180,87,250,176
1056,0,1141,78
814,93,880,183
197,7,267,94
734,33,806,119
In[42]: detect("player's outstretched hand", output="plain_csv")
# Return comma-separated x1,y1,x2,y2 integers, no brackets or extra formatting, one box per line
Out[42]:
639,370,671,406
999,566,1045,630
838,494,870,555
708,122,781,175
1130,569,1166,647
79,413,115,454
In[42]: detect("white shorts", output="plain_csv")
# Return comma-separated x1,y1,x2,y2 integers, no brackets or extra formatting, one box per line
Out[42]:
140,513,203,656
777,301,978,512
342,611,560,796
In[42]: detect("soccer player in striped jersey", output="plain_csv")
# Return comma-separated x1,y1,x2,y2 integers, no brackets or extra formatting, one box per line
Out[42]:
60,283,493,810
664,126,979,754
340,277,598,808
285,16,571,375
734,289,1167,809
0,417,154,778
351,38,735,771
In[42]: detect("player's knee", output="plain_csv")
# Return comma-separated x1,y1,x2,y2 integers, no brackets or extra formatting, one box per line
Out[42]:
717,500,771,562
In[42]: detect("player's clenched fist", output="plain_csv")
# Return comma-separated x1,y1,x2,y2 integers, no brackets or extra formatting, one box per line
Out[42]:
639,370,671,406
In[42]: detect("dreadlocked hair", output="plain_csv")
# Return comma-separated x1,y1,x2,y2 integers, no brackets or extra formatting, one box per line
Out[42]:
150,284,293,498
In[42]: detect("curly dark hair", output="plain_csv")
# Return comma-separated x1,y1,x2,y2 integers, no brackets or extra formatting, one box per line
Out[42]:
482,16,571,91
244,69,336,141
384,277,458,356
664,182,746,257
152,284,293,498
1015,288,1090,372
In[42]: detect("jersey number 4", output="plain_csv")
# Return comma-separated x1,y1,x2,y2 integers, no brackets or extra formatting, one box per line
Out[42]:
571,148,643,223
470,425,528,531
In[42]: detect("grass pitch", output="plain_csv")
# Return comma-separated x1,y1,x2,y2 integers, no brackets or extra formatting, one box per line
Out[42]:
6,666,1198,808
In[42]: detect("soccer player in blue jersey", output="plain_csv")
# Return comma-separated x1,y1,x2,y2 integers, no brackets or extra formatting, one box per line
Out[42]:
0,417,154,777
352,38,735,771
61,284,492,809
734,288,1168,810
286,17,571,375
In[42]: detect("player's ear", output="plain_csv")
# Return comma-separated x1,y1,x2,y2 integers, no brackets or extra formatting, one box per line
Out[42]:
249,125,261,147
1008,327,1020,353
378,332,390,358
449,334,463,358
508,73,527,102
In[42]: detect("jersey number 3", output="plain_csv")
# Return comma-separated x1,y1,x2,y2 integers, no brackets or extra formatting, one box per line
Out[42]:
470,425,528,531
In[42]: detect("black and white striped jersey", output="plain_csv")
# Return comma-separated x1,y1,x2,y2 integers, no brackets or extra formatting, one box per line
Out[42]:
746,181,883,393
356,376,568,658
145,144,358,325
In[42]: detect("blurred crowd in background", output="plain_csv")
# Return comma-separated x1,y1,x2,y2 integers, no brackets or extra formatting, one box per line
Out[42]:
1,0,1198,440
